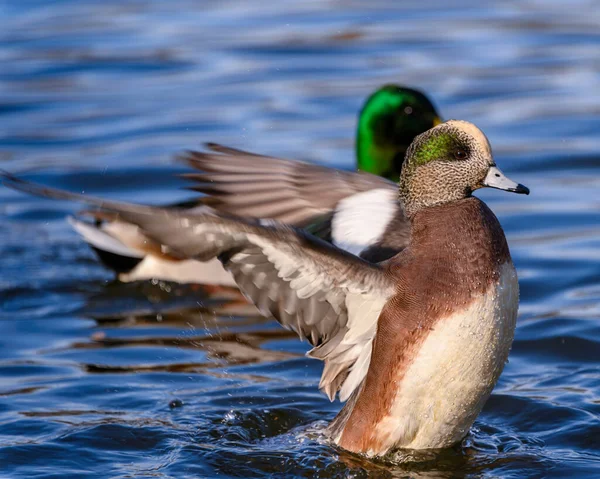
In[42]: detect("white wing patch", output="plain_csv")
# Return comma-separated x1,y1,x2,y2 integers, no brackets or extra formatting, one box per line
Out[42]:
331,189,398,256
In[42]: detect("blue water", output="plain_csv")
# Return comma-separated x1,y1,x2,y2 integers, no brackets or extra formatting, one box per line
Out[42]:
1,1,600,477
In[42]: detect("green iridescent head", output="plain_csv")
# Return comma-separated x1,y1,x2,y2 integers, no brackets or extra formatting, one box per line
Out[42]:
356,85,441,181
399,120,529,217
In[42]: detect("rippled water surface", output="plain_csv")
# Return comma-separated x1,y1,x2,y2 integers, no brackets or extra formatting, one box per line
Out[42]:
1,1,600,477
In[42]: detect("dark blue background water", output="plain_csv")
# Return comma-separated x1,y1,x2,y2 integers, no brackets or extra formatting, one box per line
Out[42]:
1,1,600,477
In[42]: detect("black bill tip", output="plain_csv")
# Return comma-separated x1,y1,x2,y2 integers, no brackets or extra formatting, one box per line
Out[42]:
512,183,530,195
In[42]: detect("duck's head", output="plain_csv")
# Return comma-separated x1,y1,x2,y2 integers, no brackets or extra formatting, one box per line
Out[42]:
356,85,441,181
399,120,529,217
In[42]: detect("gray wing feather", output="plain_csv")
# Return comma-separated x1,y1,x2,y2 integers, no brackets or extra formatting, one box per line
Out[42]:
179,144,396,226
2,172,396,401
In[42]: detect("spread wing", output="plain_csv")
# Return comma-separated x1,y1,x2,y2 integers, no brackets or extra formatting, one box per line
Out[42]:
179,143,397,226
2,172,396,401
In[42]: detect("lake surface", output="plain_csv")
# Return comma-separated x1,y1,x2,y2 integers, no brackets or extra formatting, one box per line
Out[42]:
1,1,600,477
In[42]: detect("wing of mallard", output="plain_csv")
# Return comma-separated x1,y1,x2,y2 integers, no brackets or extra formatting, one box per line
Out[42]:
2,172,396,401
178,143,396,226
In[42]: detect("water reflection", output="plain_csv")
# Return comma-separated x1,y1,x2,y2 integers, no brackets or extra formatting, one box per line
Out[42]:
77,282,295,370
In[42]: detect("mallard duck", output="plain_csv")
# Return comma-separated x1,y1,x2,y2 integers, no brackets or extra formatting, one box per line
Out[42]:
2,120,529,456
70,85,440,283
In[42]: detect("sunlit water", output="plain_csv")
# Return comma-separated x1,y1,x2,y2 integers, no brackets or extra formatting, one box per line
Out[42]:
1,1,600,477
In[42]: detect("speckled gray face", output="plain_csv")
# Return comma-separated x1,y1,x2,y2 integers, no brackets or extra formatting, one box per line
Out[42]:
399,120,529,217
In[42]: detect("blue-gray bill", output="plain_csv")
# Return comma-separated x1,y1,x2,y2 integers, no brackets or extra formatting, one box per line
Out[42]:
483,166,530,195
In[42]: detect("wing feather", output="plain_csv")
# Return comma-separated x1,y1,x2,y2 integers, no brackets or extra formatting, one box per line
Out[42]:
179,144,396,227
1,172,397,401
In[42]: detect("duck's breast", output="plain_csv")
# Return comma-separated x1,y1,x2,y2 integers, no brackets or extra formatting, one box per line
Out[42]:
371,261,519,454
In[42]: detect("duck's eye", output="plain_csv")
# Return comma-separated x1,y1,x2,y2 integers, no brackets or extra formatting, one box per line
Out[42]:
404,106,413,115
454,149,468,160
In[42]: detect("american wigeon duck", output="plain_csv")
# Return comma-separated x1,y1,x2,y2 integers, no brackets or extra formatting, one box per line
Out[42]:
2,120,529,456
70,85,440,283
